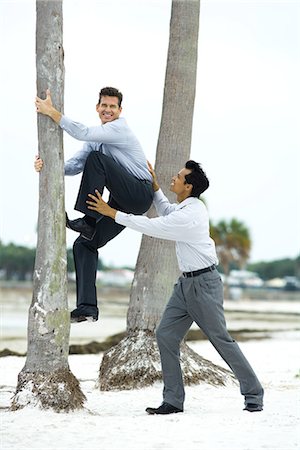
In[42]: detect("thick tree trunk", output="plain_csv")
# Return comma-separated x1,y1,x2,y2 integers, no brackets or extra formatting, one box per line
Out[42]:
99,0,234,391
11,0,85,411
99,331,235,391
129,0,202,332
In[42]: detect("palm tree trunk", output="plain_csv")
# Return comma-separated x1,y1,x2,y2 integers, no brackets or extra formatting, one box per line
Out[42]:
99,0,234,390
11,0,85,411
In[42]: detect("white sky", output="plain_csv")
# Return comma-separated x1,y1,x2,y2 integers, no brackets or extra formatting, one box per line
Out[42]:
0,0,299,267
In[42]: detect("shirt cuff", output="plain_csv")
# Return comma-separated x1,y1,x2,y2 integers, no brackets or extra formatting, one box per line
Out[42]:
59,115,68,129
154,188,164,200
115,211,130,226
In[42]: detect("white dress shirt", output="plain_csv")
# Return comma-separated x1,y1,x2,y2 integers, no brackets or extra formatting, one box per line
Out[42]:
115,189,218,272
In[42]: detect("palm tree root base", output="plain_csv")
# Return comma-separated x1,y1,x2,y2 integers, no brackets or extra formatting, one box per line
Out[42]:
11,368,86,412
99,330,236,391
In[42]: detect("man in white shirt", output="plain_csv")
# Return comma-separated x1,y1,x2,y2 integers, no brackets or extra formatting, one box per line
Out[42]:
86,160,264,415
35,87,153,323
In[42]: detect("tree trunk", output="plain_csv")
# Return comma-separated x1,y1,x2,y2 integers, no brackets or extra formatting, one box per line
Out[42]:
99,0,234,390
11,0,85,411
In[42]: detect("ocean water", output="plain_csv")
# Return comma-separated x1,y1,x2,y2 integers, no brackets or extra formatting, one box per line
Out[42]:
1,285,300,353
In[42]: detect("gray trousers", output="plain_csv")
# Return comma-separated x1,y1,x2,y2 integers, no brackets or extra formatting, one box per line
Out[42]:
156,268,264,410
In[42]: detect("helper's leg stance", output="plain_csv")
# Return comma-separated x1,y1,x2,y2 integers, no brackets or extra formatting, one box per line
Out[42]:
145,274,264,414
146,282,192,415
183,272,264,412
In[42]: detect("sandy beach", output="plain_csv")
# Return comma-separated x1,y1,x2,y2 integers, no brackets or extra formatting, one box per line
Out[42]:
1,287,300,450
1,332,299,450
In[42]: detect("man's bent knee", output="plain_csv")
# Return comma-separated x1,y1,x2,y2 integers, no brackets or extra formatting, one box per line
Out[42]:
85,150,100,165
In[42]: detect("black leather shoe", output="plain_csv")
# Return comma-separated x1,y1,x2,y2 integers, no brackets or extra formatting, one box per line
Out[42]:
70,309,98,323
146,402,183,415
66,213,96,240
243,403,263,412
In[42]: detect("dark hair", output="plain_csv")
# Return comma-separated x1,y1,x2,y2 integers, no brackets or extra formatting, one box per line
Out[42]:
184,160,209,197
98,87,123,107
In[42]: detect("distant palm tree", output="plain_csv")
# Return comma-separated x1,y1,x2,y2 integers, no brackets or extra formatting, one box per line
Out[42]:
210,218,251,297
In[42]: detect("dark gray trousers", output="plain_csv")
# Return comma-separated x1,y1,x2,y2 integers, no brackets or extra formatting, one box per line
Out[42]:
156,269,264,410
73,151,154,315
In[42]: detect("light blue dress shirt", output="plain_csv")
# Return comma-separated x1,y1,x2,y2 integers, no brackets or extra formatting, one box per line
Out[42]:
60,115,152,182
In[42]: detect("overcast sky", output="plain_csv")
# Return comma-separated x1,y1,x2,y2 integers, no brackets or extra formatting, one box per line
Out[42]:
0,0,299,268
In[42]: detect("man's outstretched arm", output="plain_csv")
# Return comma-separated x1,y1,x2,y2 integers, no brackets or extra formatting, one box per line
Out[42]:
86,190,198,243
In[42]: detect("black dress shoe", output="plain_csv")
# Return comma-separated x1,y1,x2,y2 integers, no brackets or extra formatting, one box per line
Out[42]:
243,403,263,412
146,402,183,415
70,308,98,323
66,213,96,240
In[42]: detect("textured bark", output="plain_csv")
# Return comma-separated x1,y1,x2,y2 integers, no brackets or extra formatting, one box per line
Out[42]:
99,331,235,391
99,0,235,391
127,0,201,333
12,0,85,411
11,369,85,413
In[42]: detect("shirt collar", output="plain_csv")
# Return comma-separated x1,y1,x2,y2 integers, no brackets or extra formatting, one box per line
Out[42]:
175,196,199,210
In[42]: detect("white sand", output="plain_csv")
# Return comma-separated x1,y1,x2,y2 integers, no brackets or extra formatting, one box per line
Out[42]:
1,331,299,450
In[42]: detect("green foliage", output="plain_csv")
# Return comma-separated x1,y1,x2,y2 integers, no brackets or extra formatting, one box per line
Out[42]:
0,242,99,280
0,241,35,280
247,255,300,280
210,218,251,275
0,240,298,281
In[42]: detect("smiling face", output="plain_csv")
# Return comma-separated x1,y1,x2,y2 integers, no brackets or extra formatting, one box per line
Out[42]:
170,168,193,201
96,95,122,124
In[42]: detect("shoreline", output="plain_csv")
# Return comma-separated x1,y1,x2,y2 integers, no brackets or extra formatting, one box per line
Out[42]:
1,286,300,354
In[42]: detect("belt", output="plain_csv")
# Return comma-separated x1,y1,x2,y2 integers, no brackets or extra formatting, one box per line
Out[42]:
182,265,216,278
